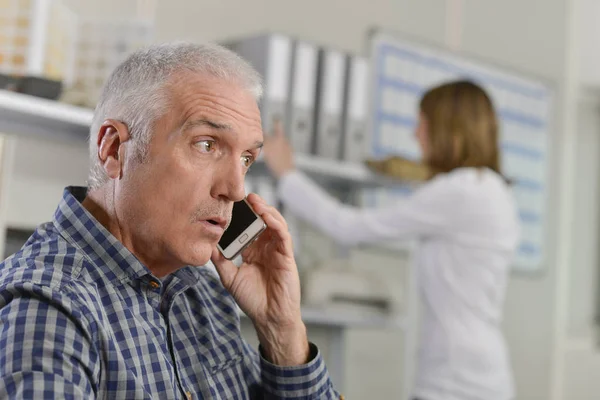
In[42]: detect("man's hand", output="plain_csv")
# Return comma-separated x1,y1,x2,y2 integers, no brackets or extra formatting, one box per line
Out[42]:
211,194,309,366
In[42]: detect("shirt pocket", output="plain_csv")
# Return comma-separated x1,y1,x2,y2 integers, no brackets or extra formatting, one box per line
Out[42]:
200,353,252,400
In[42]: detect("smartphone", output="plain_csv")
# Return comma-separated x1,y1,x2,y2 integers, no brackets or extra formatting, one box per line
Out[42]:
217,198,267,260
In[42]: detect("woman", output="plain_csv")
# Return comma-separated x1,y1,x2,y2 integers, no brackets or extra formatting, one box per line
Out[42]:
262,80,520,400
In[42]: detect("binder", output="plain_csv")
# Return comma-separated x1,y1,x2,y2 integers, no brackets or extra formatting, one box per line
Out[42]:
226,34,293,135
286,40,318,154
313,48,346,159
342,55,370,162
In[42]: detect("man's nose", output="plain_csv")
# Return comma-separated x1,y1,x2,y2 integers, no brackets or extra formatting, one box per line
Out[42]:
211,158,246,202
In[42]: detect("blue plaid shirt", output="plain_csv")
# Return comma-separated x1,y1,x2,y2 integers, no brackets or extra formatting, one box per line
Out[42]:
0,187,338,399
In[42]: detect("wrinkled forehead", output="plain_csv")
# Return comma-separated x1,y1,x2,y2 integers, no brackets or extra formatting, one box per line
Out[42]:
174,72,258,112
159,71,263,139
168,70,256,101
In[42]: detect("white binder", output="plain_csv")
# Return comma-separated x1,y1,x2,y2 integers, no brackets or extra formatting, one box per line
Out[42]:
342,56,370,162
286,40,318,154
227,34,292,136
314,48,346,159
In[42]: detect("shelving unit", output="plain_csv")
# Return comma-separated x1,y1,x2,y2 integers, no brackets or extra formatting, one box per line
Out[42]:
293,153,403,188
0,88,408,183
240,305,407,330
0,90,92,141
238,305,410,392
0,89,417,396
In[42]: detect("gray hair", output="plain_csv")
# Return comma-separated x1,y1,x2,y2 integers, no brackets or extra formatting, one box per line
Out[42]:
88,42,263,190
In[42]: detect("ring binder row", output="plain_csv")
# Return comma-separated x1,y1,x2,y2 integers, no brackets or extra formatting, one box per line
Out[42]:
223,33,372,267
223,33,371,164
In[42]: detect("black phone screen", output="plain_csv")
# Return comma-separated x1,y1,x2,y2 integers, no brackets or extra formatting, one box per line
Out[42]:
218,200,259,249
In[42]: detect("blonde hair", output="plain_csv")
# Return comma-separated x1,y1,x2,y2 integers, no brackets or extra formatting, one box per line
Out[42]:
419,80,501,177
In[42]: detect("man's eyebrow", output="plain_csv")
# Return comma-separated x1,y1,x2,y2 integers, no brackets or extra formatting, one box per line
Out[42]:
253,141,264,150
183,119,232,131
183,119,263,149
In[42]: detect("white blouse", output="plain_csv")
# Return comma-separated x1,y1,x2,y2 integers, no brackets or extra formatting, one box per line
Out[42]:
277,167,520,400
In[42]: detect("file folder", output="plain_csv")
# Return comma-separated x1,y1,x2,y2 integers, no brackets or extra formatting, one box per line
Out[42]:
313,48,346,159
286,40,318,154
342,55,370,162
226,34,293,135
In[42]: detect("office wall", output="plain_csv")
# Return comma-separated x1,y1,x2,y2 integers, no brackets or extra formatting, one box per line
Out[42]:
556,92,600,399
60,0,571,398
566,93,600,339
577,0,600,87
563,341,600,400
3,136,89,230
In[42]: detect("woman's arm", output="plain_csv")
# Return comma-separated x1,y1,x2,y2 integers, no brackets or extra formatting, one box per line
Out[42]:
277,170,456,246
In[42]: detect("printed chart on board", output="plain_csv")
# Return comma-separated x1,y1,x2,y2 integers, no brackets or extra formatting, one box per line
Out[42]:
367,31,553,273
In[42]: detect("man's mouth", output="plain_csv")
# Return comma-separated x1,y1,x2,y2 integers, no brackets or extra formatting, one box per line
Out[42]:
203,217,228,230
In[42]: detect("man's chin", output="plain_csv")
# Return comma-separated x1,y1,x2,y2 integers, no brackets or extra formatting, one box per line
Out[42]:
194,253,213,267
184,242,217,267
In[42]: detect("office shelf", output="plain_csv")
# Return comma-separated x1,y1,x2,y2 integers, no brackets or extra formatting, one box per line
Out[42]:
0,90,93,141
294,153,407,188
300,306,406,329
252,153,408,189
0,90,406,188
240,305,406,330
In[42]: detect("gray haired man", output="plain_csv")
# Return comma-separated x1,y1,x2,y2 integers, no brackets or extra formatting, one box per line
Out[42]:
0,43,340,399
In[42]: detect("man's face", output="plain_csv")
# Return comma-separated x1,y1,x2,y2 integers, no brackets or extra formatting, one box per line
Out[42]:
115,73,263,273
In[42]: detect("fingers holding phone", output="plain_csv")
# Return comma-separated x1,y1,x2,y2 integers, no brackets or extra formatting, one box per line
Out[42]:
215,193,293,262
217,197,266,260
211,193,302,335
243,194,293,256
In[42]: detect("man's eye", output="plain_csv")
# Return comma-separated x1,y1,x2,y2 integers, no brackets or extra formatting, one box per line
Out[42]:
196,140,215,153
241,155,254,167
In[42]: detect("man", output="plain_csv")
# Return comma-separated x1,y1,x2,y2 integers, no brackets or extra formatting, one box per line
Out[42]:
0,43,340,399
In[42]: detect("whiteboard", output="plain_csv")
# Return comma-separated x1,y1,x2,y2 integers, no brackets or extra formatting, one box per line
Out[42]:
367,31,553,273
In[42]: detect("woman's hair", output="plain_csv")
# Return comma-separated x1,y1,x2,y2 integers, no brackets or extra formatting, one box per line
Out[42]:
419,80,501,177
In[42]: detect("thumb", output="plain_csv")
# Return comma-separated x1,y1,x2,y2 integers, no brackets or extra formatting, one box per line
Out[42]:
211,248,238,288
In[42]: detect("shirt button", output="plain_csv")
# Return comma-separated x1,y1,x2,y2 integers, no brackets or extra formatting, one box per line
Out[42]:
186,391,192,400
149,280,160,289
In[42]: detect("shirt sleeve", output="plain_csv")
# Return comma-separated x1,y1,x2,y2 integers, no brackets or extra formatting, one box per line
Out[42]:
242,340,341,399
278,169,459,246
0,284,99,400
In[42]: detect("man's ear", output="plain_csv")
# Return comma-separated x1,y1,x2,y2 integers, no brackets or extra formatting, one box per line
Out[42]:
96,119,131,180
